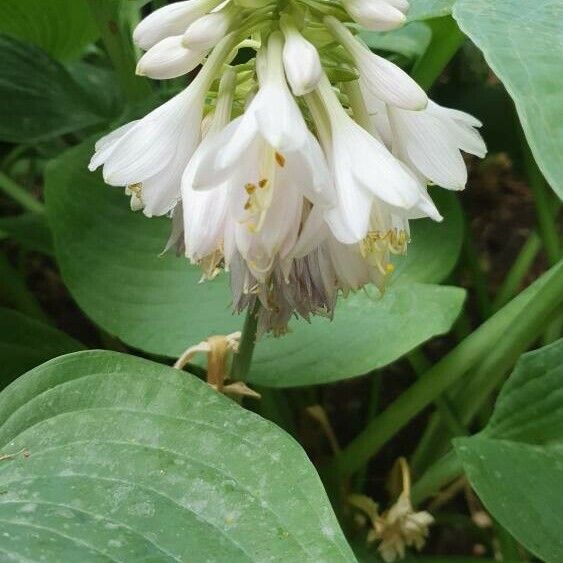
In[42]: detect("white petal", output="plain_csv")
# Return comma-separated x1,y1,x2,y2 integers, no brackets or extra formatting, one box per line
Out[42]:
358,54,427,111
282,28,323,96
344,0,406,32
136,36,205,79
133,0,218,50
389,106,468,189
102,87,203,187
182,11,231,51
292,205,329,259
89,121,140,171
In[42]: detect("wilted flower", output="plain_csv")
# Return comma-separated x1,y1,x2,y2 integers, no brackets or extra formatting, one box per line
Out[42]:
349,458,434,562
90,0,486,334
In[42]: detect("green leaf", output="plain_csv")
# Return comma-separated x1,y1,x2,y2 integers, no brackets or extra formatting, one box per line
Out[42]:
0,351,356,562
453,0,563,199
0,0,98,61
0,213,54,255
248,284,465,388
0,35,110,143
0,307,82,389
360,22,432,60
455,339,563,563
46,139,241,357
407,0,456,22
392,190,463,285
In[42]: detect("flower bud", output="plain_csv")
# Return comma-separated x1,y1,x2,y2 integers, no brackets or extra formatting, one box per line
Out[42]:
133,0,224,50
342,0,408,32
281,21,322,96
136,36,205,80
182,9,233,51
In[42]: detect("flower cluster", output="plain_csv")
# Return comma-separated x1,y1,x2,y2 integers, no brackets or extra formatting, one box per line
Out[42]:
90,0,486,335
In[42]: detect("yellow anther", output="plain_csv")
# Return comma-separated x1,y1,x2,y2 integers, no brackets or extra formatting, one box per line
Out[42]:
245,183,256,194
275,152,286,167
127,182,143,195
258,178,268,188
385,263,395,273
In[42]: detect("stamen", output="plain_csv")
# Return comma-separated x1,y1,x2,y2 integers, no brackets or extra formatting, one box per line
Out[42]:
360,229,408,275
245,183,257,194
258,178,268,188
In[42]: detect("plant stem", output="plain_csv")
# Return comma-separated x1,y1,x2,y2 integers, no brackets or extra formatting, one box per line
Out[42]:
463,230,493,320
492,232,542,311
408,350,468,438
0,172,44,214
411,450,462,506
87,0,152,104
411,16,466,91
230,303,259,382
521,135,561,266
323,260,563,479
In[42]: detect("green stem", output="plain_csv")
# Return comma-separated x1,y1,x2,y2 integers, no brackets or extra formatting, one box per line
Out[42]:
411,16,466,91
492,232,542,311
408,350,468,438
87,0,152,104
0,172,44,214
323,261,563,479
411,450,462,506
230,303,259,382
521,135,561,266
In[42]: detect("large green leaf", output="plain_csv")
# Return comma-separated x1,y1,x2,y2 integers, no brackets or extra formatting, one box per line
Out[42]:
0,0,98,61
455,339,563,563
0,307,82,388
248,284,465,387
0,35,110,143
453,0,563,199
0,351,356,562
407,0,456,22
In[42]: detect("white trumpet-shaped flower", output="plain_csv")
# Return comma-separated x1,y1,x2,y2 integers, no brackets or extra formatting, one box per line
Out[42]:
90,34,236,217
309,75,426,244
280,16,323,96
133,0,225,50
342,0,409,31
325,15,427,111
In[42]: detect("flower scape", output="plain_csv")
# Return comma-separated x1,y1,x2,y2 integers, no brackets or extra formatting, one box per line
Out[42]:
90,0,486,335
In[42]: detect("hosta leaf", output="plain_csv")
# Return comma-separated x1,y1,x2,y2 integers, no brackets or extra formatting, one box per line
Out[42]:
248,284,465,388
0,0,98,61
0,307,82,388
407,0,456,22
0,35,110,143
0,351,356,562
455,339,563,562
453,0,563,199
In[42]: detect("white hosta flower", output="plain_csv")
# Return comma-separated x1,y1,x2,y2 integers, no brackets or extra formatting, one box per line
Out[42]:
133,0,225,50
324,15,427,111
309,75,426,244
342,0,409,31
280,17,323,96
89,35,235,217
182,4,234,51
136,35,205,79
387,101,487,189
